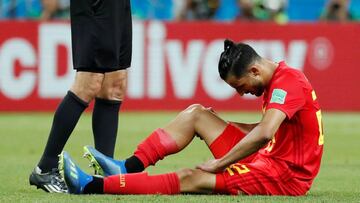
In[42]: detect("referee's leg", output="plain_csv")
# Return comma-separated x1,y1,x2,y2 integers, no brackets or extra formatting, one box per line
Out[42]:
39,71,104,171
31,72,103,193
92,69,128,157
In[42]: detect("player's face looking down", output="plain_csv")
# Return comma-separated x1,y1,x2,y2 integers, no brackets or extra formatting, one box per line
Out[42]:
225,66,265,97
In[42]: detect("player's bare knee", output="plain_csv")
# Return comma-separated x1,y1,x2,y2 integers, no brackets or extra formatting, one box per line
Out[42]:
189,104,210,124
177,104,204,125
177,168,207,191
185,104,206,118
177,168,195,179
177,168,197,191
186,104,205,111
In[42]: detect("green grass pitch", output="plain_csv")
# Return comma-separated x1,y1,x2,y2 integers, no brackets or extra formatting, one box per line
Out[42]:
0,112,359,202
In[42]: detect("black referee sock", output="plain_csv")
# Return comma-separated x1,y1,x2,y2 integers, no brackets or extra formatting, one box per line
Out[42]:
125,156,145,173
38,91,88,172
83,176,104,194
92,98,121,158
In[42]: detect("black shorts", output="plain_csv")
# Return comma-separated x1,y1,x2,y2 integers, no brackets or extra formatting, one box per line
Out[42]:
70,0,132,72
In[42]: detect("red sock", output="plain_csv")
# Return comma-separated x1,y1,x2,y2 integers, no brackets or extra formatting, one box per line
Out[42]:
134,128,179,168
103,172,180,194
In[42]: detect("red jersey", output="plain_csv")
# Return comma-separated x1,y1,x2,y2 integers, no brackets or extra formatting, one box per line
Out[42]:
258,61,324,182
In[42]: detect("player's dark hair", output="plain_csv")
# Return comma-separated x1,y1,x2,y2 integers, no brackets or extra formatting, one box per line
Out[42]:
218,39,260,80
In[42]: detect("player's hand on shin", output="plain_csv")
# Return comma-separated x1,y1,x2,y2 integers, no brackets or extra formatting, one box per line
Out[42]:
196,159,224,173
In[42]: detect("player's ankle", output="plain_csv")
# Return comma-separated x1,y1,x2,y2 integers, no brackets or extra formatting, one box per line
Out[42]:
125,156,145,173
83,176,104,194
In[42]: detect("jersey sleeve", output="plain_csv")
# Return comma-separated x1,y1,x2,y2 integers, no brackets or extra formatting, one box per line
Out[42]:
266,72,306,119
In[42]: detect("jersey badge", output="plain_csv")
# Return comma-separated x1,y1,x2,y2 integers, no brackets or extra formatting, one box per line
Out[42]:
270,89,287,104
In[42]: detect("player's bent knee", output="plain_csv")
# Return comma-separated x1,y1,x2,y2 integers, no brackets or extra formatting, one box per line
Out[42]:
185,104,207,117
185,104,205,112
186,104,212,123
178,104,205,124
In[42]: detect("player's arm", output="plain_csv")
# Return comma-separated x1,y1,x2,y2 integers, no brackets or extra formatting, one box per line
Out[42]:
197,108,286,173
230,122,259,134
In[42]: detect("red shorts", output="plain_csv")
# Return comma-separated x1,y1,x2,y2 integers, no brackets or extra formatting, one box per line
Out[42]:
209,124,310,196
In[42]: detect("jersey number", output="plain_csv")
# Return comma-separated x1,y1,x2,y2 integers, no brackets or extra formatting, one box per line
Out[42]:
226,163,250,176
316,110,324,145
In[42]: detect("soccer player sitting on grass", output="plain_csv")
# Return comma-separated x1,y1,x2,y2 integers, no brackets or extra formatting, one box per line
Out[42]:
59,39,324,196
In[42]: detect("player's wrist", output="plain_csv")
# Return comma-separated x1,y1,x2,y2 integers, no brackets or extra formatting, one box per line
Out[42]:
216,158,228,171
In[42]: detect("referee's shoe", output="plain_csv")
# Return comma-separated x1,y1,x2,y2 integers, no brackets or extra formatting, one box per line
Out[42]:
29,166,68,193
